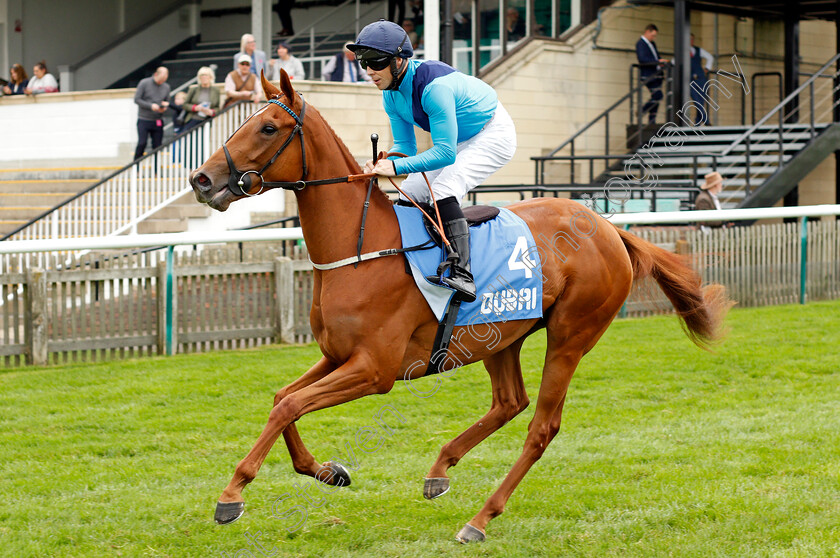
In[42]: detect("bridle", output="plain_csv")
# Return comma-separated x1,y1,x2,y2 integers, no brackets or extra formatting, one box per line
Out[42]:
219,94,451,267
222,96,370,196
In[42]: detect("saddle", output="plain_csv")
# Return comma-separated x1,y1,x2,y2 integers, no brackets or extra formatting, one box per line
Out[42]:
394,199,500,246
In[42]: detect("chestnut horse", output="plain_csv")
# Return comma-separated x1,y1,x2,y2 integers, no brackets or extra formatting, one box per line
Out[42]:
189,71,731,542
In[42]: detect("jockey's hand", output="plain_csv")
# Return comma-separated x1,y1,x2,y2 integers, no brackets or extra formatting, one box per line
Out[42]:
371,159,397,177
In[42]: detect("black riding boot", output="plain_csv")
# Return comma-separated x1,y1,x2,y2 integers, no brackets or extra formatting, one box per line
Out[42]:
440,216,476,303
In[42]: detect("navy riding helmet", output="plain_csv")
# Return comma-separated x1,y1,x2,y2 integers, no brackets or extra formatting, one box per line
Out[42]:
347,19,413,89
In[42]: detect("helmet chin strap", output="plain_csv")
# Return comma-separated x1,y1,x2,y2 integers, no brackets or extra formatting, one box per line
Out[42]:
386,57,407,91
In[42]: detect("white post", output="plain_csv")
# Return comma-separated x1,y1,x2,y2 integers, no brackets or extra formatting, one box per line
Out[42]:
252,0,273,64
570,0,580,30
129,164,138,235
424,0,440,61
57,65,73,92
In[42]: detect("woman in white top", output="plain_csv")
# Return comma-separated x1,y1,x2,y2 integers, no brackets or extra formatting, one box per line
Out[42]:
269,42,305,81
25,61,58,95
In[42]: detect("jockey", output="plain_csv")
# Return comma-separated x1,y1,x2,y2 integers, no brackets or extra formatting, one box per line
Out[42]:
350,19,517,303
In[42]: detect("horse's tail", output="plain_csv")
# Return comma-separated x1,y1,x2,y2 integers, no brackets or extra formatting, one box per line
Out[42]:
616,227,733,350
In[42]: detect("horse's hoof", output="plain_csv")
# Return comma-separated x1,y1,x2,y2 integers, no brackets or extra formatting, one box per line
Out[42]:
214,501,244,525
455,523,486,543
424,477,450,499
318,461,352,487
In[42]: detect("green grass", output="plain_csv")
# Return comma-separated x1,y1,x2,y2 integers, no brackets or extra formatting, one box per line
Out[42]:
1,301,839,557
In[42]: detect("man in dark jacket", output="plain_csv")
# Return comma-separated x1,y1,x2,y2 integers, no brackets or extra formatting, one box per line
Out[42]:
321,44,371,83
133,67,170,160
635,24,666,124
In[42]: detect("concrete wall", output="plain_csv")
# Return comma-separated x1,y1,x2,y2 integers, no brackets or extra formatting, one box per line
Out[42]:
0,90,138,165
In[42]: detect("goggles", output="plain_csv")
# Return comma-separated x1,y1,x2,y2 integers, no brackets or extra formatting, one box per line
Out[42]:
358,53,393,71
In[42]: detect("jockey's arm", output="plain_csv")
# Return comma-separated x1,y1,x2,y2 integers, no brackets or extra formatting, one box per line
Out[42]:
391,86,458,175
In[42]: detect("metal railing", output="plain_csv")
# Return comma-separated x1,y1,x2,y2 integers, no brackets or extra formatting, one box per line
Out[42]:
532,65,673,186
534,53,840,209
0,100,264,243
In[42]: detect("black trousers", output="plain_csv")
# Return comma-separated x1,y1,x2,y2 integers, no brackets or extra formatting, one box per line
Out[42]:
388,0,405,23
641,77,663,123
135,118,163,160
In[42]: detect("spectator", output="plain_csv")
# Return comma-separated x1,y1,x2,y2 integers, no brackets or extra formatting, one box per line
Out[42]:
269,42,305,81
224,54,263,108
505,8,526,41
694,172,727,228
133,66,171,160
689,33,714,125
321,44,371,83
409,0,423,27
389,0,405,24
3,64,28,96
695,172,722,211
635,24,667,124
182,66,221,132
274,0,295,37
233,34,268,76
401,19,419,49
25,61,58,95
171,90,189,134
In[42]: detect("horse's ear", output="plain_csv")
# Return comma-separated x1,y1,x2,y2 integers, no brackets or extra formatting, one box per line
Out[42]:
261,70,281,100
277,69,296,107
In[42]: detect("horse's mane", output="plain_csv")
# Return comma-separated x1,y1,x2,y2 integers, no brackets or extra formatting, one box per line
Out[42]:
303,98,393,207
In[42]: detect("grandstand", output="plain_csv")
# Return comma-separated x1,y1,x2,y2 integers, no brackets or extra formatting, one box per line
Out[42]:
1,0,839,240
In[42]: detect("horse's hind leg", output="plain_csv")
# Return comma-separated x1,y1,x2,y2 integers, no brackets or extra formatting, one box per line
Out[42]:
455,343,582,542
424,339,530,499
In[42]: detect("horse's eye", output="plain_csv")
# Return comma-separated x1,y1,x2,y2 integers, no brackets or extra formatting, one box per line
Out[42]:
261,125,277,135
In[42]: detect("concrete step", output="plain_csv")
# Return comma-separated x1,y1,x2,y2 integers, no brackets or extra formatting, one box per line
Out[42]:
0,166,119,180
0,179,97,194
0,192,78,205
136,218,188,234
153,202,213,220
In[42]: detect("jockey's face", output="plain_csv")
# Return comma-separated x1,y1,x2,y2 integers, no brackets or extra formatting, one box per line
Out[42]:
366,57,405,91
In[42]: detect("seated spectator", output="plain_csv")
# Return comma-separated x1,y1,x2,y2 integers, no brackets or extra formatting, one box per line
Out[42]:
224,54,263,108
402,19,419,49
321,44,371,83
25,61,58,95
269,42,305,81
181,66,220,131
3,64,28,95
233,33,267,76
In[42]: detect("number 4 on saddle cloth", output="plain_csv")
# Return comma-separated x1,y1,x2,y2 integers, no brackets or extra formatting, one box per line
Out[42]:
394,203,543,374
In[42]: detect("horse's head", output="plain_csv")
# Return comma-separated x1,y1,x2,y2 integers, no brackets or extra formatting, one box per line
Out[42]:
190,70,305,211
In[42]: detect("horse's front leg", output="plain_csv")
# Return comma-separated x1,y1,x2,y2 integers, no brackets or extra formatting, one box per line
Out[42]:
272,357,343,481
215,351,396,523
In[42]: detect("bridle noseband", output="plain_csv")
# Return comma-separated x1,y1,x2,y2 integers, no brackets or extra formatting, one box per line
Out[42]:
223,98,310,196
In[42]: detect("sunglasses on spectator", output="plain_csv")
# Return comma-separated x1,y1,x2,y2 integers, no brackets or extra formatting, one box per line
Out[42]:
239,61,251,66
358,55,393,71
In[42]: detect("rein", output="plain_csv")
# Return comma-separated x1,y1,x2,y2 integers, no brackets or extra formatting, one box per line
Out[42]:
223,95,450,269
223,98,375,196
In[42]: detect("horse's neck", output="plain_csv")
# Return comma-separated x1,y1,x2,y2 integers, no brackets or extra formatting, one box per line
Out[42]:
295,127,399,265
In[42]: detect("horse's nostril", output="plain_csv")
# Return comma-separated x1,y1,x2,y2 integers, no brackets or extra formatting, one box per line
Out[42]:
192,172,212,192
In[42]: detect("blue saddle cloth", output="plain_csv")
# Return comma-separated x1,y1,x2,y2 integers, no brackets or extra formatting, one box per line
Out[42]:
393,205,543,326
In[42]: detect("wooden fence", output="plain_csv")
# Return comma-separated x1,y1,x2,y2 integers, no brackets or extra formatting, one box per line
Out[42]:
2,218,839,367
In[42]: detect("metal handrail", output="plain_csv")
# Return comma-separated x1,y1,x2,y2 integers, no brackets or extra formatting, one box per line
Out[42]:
721,52,840,157
0,99,254,242
750,72,782,125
